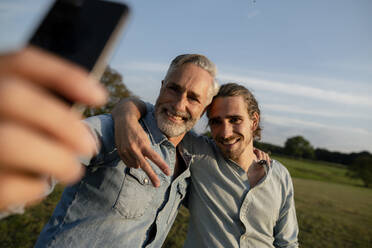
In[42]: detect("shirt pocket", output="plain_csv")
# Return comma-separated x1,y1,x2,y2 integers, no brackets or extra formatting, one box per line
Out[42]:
113,168,156,219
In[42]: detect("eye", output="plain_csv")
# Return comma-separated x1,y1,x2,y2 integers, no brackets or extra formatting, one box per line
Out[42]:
188,95,199,103
167,85,177,91
230,117,242,124
209,118,221,126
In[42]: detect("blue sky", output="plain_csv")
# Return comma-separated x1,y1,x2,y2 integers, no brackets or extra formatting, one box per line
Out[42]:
1,0,371,153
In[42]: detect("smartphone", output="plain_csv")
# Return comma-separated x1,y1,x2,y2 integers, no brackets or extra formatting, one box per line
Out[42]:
29,0,130,81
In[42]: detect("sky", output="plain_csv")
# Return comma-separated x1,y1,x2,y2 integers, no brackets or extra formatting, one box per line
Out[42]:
0,0,371,153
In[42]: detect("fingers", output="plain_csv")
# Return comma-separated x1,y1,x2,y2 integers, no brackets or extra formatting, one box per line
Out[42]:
114,113,170,186
116,136,169,187
123,146,161,187
253,148,271,166
0,77,97,155
137,154,160,187
0,171,48,211
0,122,85,184
117,147,160,187
122,142,170,187
0,47,103,211
0,46,107,106
143,148,170,176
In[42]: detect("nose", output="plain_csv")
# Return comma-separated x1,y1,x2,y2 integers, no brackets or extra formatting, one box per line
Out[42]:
220,121,233,139
173,93,187,113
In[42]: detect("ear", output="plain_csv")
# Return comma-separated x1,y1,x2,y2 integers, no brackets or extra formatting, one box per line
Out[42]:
160,80,166,93
251,112,260,132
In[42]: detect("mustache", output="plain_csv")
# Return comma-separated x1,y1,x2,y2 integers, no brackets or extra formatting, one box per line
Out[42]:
215,135,242,144
162,106,191,120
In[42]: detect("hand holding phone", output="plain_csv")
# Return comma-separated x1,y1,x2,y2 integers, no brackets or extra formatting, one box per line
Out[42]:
0,0,129,215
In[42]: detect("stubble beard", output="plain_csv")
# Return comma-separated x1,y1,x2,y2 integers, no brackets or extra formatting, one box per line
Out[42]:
217,135,252,162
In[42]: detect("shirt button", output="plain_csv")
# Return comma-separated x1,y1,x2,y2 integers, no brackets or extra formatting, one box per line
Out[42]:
241,235,247,240
143,178,149,184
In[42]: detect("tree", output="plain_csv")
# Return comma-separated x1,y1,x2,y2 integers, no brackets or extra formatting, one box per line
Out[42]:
83,66,132,117
254,141,285,155
347,154,372,187
284,135,315,159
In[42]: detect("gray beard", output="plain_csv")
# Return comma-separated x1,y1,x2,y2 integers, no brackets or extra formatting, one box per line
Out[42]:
156,116,191,137
155,105,196,138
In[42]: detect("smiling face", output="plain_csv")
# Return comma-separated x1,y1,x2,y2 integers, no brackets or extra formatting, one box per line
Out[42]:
155,63,213,140
208,96,258,163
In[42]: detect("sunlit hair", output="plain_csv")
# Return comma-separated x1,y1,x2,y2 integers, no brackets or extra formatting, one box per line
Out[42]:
207,82,262,140
164,54,220,105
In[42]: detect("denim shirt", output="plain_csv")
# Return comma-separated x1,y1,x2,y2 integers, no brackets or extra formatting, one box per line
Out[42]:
182,134,299,248
35,111,192,248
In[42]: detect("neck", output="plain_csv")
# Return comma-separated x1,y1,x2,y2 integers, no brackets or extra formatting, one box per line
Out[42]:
168,133,186,146
234,142,257,172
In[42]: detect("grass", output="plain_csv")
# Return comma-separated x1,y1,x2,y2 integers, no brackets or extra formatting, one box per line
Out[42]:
293,178,372,248
1,155,371,248
273,155,364,187
0,185,64,248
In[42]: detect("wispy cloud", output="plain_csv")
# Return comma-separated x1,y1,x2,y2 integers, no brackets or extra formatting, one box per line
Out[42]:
114,60,372,108
263,114,371,136
218,73,372,107
262,103,372,120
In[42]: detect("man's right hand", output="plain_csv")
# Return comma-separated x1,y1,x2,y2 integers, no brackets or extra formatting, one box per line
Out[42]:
0,46,107,211
112,98,170,187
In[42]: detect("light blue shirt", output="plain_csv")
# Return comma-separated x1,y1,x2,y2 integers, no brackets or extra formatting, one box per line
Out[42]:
182,134,299,248
35,111,192,248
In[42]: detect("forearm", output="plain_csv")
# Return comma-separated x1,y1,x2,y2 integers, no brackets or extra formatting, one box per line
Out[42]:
112,97,147,123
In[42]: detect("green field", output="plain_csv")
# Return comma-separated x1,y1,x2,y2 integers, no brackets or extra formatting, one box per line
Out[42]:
1,155,372,248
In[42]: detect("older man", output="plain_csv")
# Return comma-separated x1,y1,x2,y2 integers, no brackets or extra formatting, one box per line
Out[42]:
113,83,298,247
35,54,219,247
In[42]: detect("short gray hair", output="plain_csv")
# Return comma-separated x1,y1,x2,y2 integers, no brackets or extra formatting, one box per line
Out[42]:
164,54,219,106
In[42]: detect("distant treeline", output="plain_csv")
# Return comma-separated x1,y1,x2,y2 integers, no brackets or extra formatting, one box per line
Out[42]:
253,140,371,167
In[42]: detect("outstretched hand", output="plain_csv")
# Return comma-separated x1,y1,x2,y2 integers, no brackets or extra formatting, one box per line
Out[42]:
0,46,107,211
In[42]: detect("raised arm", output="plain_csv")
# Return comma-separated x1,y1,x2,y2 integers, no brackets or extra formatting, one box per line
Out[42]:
111,98,170,187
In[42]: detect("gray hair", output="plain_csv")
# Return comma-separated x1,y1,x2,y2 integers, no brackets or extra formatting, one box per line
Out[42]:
164,54,219,106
